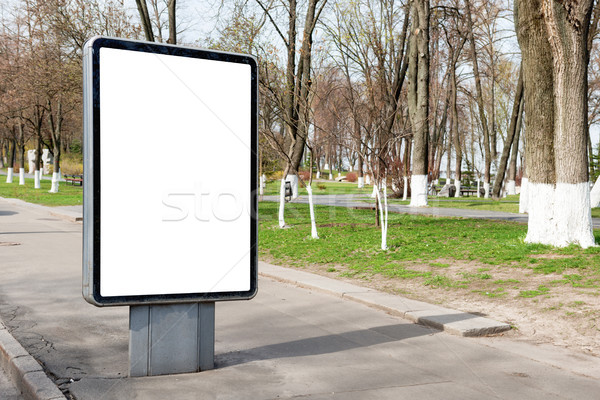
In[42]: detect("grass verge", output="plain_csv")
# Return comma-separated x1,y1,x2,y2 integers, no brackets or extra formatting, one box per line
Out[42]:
259,201,600,300
0,177,83,206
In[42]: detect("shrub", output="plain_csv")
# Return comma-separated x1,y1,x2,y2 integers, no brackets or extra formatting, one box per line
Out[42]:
346,172,357,182
299,171,311,181
61,154,84,175
270,170,285,180
317,183,326,190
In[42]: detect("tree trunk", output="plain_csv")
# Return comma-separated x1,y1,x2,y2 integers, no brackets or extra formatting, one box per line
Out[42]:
408,0,430,207
357,136,364,188
516,0,595,247
306,148,319,239
492,67,524,200
47,98,63,193
17,122,25,185
465,0,492,197
450,53,462,197
446,120,452,185
506,100,524,195
167,0,176,44
134,0,155,41
6,139,15,183
34,110,44,189
278,164,291,228
403,137,411,200
516,0,556,240
543,0,595,247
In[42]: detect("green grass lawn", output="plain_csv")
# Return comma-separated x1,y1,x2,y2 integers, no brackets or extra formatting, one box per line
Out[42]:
0,177,83,206
259,201,600,298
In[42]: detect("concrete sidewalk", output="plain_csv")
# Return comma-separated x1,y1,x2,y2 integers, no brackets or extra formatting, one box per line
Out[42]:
1,198,600,399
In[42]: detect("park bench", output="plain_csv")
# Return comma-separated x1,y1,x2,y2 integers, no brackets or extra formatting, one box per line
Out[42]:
430,185,443,195
431,185,488,197
64,174,83,186
460,187,479,197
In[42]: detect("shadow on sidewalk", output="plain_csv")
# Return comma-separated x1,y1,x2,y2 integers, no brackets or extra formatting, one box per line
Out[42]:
217,322,435,367
0,211,18,216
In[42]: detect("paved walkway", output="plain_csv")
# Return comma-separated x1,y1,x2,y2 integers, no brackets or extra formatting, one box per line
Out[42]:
262,194,600,228
0,197,599,399
0,170,54,181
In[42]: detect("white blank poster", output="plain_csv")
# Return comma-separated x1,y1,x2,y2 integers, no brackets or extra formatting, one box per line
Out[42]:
99,47,251,296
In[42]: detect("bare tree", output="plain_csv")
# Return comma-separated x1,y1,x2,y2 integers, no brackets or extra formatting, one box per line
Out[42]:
407,0,430,207
465,0,493,198
492,66,523,199
135,0,177,44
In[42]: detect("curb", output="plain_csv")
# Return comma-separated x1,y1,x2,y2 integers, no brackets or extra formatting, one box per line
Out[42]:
49,209,83,223
259,262,511,337
0,321,66,400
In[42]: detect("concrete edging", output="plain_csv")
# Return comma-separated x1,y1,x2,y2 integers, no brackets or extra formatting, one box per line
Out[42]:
259,262,511,337
0,321,66,400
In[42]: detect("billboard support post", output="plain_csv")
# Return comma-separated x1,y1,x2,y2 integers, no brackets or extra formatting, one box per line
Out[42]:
129,302,215,377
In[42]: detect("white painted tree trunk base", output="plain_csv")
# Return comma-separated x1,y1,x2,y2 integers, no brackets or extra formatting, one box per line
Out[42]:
524,183,556,245
506,180,516,196
316,171,321,180
409,174,428,207
365,175,371,185
525,182,596,248
6,168,13,183
259,174,266,196
382,185,388,250
285,174,299,200
455,180,461,197
357,177,364,189
278,178,286,228
49,172,59,193
329,173,333,180
373,185,388,250
483,182,490,199
370,184,378,198
476,180,481,198
552,183,595,248
519,178,529,214
19,168,25,185
306,185,319,239
402,176,408,201
589,176,600,208
34,171,41,189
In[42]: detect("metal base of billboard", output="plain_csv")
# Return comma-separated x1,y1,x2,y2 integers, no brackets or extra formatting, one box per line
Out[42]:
129,302,215,376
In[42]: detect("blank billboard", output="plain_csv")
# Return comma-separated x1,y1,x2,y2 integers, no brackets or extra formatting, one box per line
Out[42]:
83,37,257,306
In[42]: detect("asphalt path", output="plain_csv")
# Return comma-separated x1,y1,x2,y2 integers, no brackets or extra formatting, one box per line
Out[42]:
262,194,600,228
